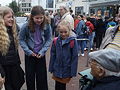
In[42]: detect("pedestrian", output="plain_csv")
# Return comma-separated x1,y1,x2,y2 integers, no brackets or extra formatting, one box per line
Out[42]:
95,15,106,50
106,17,116,29
0,6,25,90
85,17,94,51
59,5,74,31
49,20,78,90
19,5,52,90
76,15,87,56
86,48,120,90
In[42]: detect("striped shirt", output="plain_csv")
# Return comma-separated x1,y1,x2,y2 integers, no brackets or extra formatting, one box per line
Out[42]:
107,29,120,50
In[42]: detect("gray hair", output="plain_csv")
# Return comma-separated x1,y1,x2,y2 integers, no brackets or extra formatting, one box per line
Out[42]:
104,68,120,77
59,5,69,12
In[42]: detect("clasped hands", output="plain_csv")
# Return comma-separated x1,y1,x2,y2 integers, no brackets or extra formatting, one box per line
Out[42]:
31,52,42,58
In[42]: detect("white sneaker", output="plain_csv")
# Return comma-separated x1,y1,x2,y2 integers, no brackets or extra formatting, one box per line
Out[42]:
81,54,84,56
84,48,87,50
91,48,93,51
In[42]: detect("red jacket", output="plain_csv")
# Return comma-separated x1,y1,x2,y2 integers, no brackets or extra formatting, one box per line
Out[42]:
86,21,94,33
74,19,80,30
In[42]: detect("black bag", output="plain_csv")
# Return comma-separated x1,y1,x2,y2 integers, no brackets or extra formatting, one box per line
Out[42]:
79,75,92,90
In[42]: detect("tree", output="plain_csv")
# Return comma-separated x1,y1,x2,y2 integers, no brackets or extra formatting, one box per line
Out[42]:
9,1,19,15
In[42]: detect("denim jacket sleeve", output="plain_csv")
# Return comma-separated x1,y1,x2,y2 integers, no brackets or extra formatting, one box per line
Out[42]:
19,23,33,56
38,24,52,56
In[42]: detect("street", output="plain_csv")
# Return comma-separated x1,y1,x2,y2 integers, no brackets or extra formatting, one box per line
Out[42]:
19,46,90,90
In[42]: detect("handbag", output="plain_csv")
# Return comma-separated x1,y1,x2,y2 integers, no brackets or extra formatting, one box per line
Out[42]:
52,75,71,84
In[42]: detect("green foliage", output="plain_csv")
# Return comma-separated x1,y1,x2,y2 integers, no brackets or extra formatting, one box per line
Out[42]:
9,1,19,16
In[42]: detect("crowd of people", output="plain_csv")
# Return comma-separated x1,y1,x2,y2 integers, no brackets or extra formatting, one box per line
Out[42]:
0,4,120,90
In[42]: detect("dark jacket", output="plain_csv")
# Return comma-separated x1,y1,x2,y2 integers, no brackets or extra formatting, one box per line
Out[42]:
49,36,78,78
96,19,106,34
87,76,120,90
0,28,20,65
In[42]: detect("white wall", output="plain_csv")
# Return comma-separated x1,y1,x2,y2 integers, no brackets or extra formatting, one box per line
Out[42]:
31,0,46,9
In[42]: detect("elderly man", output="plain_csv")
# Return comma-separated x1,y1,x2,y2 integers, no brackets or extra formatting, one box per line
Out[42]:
87,48,120,90
59,5,74,30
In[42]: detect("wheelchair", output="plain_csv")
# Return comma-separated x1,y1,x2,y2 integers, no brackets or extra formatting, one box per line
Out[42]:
78,68,93,90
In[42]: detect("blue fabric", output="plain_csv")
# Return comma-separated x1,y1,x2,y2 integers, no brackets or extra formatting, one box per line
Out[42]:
77,35,86,54
49,36,78,78
88,32,95,49
76,20,86,36
19,23,52,56
107,21,116,29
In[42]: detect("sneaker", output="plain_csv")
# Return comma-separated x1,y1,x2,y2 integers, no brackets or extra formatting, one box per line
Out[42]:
96,48,99,50
81,54,84,56
90,48,93,51
84,48,87,50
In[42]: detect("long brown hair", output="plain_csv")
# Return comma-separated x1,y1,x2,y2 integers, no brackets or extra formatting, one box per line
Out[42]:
28,5,47,32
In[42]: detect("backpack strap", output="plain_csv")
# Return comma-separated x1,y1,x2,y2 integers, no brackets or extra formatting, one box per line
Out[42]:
53,37,58,45
53,37,74,48
70,40,74,48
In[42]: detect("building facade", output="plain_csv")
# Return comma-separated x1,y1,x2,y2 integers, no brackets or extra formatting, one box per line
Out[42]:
19,0,31,13
56,0,120,16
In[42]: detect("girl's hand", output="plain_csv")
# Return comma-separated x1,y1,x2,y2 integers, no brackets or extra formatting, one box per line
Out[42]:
0,77,5,88
36,54,42,59
31,52,37,57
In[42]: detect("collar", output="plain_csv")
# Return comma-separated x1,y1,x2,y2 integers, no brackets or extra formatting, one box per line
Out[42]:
61,12,70,20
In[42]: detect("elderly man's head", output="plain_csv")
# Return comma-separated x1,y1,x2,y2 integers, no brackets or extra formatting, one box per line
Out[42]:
89,48,120,79
59,5,69,16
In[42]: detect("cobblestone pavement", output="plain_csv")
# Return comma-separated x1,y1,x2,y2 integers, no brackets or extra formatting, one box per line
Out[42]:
19,46,90,90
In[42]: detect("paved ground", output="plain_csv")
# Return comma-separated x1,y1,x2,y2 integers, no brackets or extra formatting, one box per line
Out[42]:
19,46,90,90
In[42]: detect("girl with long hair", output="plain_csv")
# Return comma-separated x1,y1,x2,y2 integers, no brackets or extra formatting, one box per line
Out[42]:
19,5,52,90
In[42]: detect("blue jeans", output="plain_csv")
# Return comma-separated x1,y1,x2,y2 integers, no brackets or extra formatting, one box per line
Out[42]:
77,34,86,54
88,32,95,49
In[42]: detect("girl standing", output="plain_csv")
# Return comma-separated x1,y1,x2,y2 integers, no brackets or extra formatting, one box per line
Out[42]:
49,20,78,90
0,6,25,90
19,6,52,90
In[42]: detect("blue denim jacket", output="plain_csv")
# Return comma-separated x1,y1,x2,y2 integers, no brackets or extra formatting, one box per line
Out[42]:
19,23,52,56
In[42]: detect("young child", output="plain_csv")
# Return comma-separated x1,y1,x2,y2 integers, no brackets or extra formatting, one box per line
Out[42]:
49,20,78,90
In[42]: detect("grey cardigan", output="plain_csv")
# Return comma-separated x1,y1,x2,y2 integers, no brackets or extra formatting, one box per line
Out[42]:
100,25,119,49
